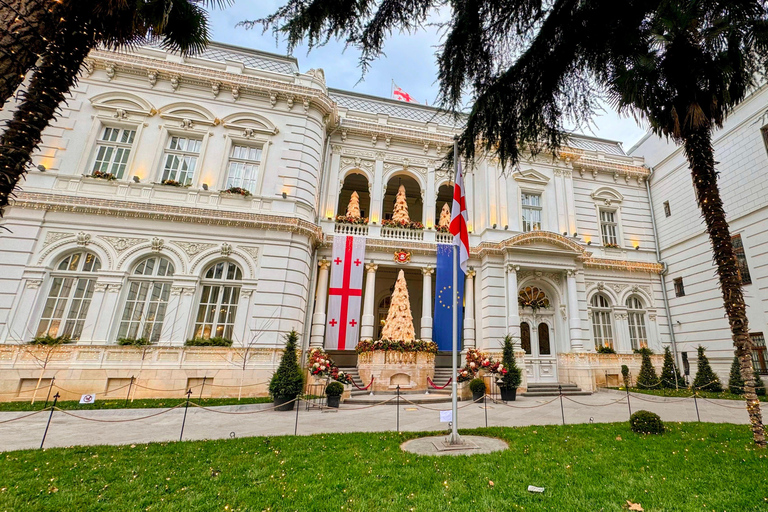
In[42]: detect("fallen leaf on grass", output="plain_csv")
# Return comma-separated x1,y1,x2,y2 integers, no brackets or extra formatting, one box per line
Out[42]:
616,436,622,441
488,481,494,487
626,500,644,511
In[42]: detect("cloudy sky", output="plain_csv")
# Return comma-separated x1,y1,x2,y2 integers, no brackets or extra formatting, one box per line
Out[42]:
208,2,648,150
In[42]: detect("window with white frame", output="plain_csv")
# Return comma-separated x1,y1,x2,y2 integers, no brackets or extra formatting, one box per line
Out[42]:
599,209,619,246
521,193,542,232
160,135,202,185
36,251,102,340
91,126,136,178
626,296,648,350
590,293,614,349
225,144,262,194
117,256,175,342
193,261,243,340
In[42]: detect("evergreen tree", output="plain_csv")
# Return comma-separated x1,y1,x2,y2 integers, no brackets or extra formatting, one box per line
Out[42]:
391,184,411,224
268,330,304,399
660,346,684,389
345,190,361,218
693,346,723,392
381,270,415,341
636,351,659,389
729,357,745,395
498,334,521,391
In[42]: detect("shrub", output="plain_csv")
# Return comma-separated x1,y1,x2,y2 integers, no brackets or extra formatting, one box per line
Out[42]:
596,345,617,354
634,347,654,355
621,364,630,388
117,337,152,347
325,382,344,396
498,334,522,390
184,337,233,347
660,346,684,389
756,372,766,397
29,335,73,346
728,357,744,395
630,410,664,434
636,351,659,389
693,346,722,392
269,330,304,399
469,378,486,394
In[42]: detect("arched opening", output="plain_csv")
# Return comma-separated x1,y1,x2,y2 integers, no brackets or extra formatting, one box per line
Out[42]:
626,295,648,350
538,323,551,355
336,172,370,220
520,322,531,355
435,184,453,229
118,256,175,342
590,293,614,349
383,174,422,224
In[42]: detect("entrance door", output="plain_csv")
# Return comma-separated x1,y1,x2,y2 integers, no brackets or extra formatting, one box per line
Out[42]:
521,319,558,383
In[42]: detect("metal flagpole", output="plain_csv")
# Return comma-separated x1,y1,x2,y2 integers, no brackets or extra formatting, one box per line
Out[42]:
450,140,461,446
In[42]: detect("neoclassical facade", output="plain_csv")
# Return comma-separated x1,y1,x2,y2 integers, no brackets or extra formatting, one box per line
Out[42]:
0,42,687,398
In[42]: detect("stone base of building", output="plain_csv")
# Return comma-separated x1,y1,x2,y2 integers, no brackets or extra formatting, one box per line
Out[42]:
357,350,435,392
557,352,664,392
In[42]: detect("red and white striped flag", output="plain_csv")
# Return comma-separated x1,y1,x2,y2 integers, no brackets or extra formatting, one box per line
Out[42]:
325,235,366,350
393,82,419,103
449,155,469,274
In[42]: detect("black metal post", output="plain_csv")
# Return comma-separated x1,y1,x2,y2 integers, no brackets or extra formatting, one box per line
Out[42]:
179,389,192,442
125,376,134,406
484,393,488,428
40,392,59,449
294,394,301,436
396,385,400,432
559,385,565,425
626,385,632,417
43,377,55,409
198,376,207,402
693,391,701,422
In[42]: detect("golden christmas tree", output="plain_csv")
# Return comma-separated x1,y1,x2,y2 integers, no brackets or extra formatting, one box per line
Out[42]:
438,203,451,228
346,191,361,218
391,184,411,224
381,270,416,342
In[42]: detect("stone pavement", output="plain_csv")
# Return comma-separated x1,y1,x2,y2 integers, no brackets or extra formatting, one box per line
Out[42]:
0,390,750,452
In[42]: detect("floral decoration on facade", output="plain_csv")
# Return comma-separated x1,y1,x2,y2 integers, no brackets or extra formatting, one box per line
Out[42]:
336,214,369,225
355,339,438,354
382,219,425,230
223,186,252,197
435,225,450,233
518,286,550,310
457,348,499,382
604,242,621,249
90,170,117,181
306,348,352,383
161,179,189,187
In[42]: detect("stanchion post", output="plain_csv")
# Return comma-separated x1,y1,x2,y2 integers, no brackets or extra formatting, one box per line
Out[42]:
559,385,565,425
396,385,400,432
199,376,207,402
626,385,632,417
125,376,134,406
179,389,192,442
693,390,701,422
484,393,488,428
40,392,59,449
294,394,301,436
43,377,55,409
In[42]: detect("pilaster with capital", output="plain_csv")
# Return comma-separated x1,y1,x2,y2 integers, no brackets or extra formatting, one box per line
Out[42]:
613,307,631,353
506,264,520,342
463,269,476,349
370,156,385,223
566,269,585,351
420,266,434,341
361,263,378,340
6,270,47,342
310,259,331,348
325,148,343,219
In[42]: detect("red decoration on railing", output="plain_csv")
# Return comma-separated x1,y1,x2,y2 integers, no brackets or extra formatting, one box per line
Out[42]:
427,377,452,389
351,376,375,391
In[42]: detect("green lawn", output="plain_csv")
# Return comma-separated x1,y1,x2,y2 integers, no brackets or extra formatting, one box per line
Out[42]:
0,396,271,412
622,387,768,402
1,423,767,511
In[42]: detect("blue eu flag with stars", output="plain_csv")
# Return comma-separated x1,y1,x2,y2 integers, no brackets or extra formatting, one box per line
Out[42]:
433,244,464,351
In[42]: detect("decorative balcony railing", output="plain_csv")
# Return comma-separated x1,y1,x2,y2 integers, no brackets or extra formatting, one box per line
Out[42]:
334,223,369,236
380,226,424,241
436,232,453,244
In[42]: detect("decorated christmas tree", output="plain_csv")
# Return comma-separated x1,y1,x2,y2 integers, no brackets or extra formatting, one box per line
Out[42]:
391,184,411,224
728,356,744,395
346,190,361,218
636,350,659,389
438,203,451,229
660,346,684,389
693,345,723,392
381,270,416,342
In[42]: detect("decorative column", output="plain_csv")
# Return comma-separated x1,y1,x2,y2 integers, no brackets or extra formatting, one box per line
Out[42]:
370,155,385,224
420,266,434,341
360,263,378,340
553,169,567,235
566,269,584,351
81,280,111,342
614,309,631,353
310,260,331,348
91,281,124,343
506,264,520,343
463,269,476,349
6,271,45,342
234,287,256,346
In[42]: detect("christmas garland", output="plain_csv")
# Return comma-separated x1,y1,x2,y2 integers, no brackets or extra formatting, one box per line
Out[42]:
382,219,425,230
336,215,369,225
222,186,252,197
355,338,438,354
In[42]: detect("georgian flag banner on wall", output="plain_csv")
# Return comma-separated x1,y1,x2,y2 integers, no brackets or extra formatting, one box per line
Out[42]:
325,235,366,350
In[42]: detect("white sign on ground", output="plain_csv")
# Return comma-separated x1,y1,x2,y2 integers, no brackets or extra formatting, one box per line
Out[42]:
79,394,95,404
439,410,452,423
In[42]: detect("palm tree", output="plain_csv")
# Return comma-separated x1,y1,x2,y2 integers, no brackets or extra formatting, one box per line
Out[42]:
0,0,229,216
254,0,768,446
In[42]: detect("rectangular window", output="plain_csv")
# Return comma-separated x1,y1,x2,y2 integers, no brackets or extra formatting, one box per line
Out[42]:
91,127,136,178
663,201,671,217
521,193,542,232
673,277,685,297
225,144,262,194
732,234,752,285
161,136,202,185
599,209,619,246
752,333,767,375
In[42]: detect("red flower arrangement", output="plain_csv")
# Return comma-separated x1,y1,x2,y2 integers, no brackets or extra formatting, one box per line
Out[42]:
456,348,504,381
382,219,425,230
355,338,438,354
435,225,450,233
90,170,117,181
307,348,351,383
336,215,369,225
223,186,252,197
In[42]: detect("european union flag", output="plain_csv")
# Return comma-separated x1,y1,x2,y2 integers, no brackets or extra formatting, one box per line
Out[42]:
433,244,464,351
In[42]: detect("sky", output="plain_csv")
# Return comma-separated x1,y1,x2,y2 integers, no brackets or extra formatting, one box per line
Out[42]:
207,2,648,151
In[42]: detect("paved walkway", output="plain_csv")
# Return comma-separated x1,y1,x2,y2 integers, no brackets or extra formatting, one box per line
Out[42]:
0,390,750,452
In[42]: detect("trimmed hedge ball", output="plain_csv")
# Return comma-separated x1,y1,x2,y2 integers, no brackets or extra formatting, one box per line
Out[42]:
630,410,665,434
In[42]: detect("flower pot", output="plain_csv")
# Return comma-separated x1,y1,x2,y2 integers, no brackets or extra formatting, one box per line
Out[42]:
326,395,341,408
500,387,517,402
274,395,296,411
472,390,485,403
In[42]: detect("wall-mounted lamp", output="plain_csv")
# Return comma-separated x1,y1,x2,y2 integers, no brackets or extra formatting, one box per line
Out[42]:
572,232,578,237
492,223,497,229
634,244,640,250
504,225,509,230
202,183,209,191
587,240,592,245
37,164,46,172
132,175,140,183
281,191,288,199
563,231,568,236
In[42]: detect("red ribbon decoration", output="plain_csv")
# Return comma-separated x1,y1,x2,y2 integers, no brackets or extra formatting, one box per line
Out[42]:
427,377,452,389
350,376,375,391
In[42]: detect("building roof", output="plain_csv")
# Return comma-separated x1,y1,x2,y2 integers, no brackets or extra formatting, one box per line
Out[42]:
144,41,299,75
330,89,461,126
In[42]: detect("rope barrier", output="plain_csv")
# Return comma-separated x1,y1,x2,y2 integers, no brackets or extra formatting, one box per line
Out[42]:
0,408,49,424
699,397,751,410
562,395,628,407
350,376,375,391
427,377,452,389
495,396,561,409
189,397,300,415
52,403,186,423
628,393,692,404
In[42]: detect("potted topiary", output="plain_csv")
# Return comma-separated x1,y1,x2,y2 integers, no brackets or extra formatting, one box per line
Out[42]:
269,330,304,411
325,381,344,408
497,334,522,401
469,378,486,402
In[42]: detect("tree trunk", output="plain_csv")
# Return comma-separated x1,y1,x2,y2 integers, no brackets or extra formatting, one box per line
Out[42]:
0,0,70,106
682,126,766,447
0,13,94,216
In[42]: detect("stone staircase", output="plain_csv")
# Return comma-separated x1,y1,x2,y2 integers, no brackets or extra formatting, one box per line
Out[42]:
520,383,591,397
342,367,458,404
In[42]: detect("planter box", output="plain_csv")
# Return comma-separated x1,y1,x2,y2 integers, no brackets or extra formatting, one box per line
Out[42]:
326,395,341,408
357,350,435,392
273,395,296,411
557,353,664,392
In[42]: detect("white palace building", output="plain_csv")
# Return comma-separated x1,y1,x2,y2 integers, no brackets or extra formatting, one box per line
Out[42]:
0,42,766,399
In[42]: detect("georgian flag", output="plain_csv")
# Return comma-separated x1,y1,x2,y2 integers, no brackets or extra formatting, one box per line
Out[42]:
393,82,419,103
325,235,366,350
449,156,470,273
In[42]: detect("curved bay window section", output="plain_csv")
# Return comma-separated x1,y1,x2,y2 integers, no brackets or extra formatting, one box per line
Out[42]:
194,261,243,340
626,296,648,350
36,251,102,340
590,294,614,350
117,257,175,342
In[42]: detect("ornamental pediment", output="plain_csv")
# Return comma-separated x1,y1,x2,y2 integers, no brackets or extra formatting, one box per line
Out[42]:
512,168,550,186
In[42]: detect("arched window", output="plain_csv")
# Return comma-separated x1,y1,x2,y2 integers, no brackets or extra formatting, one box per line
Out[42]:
36,251,102,340
626,296,648,350
520,322,531,355
193,261,243,340
590,294,614,350
117,257,175,342
538,323,551,355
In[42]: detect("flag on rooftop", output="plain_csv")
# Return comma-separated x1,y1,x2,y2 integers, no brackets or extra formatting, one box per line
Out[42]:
392,81,419,103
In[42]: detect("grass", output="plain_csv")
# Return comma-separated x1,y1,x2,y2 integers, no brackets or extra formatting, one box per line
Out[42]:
1,423,767,511
0,396,272,412
618,387,768,402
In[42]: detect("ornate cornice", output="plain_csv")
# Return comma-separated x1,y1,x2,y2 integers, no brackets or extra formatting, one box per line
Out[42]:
474,231,590,259
582,257,663,274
